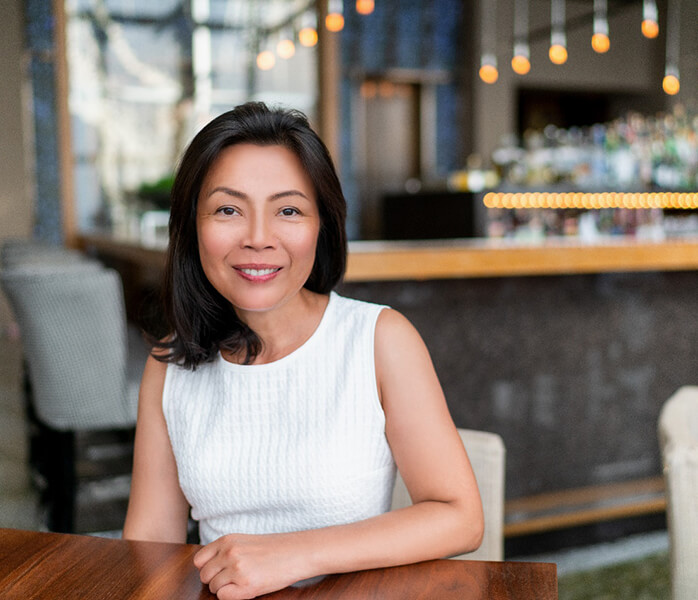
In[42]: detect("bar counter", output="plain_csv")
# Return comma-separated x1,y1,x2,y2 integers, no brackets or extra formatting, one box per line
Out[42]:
78,232,698,281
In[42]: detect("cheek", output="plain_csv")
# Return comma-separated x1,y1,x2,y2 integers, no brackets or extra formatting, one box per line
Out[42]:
291,226,320,267
198,222,231,264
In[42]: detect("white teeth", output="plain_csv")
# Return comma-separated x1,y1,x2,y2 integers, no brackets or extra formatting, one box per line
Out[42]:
240,268,279,276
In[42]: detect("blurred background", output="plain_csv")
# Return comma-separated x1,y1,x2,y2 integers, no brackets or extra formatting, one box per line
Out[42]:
1,1,697,597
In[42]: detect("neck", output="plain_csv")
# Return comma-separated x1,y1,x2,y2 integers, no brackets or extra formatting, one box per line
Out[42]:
227,290,330,365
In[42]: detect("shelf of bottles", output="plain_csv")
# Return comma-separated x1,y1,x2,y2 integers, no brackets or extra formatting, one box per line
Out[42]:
474,104,698,241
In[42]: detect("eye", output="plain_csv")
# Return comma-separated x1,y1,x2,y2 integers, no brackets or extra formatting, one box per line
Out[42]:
215,206,239,216
279,207,300,217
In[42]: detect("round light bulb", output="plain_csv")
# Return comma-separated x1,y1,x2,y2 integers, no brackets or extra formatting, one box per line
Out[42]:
641,19,659,39
325,13,345,32
276,39,296,59
591,33,610,53
356,0,374,15
256,50,275,71
298,27,318,47
511,55,531,75
663,74,680,95
549,44,568,65
479,64,499,84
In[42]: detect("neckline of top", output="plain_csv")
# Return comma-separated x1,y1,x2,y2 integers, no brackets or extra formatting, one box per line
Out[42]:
216,291,337,372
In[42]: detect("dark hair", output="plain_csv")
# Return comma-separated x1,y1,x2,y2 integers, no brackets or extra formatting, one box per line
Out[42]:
153,102,347,368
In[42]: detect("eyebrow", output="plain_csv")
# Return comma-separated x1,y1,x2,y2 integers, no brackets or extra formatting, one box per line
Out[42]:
206,186,310,201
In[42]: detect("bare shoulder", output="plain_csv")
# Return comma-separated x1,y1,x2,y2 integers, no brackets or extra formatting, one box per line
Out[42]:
139,353,169,412
375,308,430,363
374,308,439,408
143,352,169,381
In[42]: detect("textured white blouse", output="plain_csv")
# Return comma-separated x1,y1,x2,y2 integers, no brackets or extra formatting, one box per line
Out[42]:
162,292,397,545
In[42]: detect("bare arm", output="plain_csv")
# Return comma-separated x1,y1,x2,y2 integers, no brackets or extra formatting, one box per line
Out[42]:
195,308,484,599
122,355,190,543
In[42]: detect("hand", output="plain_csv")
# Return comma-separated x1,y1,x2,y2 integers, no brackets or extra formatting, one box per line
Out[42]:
193,533,307,600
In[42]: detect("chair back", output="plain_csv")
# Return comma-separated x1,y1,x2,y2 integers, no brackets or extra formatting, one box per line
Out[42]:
0,265,137,431
659,386,698,600
391,427,506,561
1,239,93,270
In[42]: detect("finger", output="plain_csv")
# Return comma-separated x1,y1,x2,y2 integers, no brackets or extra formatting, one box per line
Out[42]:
198,556,225,585
193,542,217,569
217,583,251,600
208,569,246,596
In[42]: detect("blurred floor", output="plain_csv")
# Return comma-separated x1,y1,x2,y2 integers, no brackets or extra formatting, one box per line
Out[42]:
515,529,669,576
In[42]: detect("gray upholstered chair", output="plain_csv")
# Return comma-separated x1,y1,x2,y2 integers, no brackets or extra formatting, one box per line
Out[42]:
0,263,148,532
658,386,698,600
391,428,506,561
0,239,92,270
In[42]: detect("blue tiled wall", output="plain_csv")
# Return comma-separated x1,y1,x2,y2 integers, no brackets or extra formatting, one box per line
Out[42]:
24,0,63,245
340,0,467,239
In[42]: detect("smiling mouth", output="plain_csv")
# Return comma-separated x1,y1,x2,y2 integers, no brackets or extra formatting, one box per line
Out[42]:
236,267,282,278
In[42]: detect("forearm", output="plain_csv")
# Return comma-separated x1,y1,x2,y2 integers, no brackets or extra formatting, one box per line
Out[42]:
288,500,483,580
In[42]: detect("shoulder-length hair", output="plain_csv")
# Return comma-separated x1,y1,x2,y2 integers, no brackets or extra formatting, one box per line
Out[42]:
154,102,347,368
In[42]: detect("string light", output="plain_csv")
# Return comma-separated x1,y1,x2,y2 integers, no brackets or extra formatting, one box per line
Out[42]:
642,0,659,39
298,12,318,47
549,0,568,65
326,0,345,32
479,0,498,83
483,192,698,210
480,55,499,84
662,0,680,95
591,0,610,54
512,0,531,75
256,49,275,71
276,28,296,59
356,0,374,15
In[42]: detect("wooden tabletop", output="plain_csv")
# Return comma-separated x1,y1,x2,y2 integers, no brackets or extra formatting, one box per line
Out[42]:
0,528,557,599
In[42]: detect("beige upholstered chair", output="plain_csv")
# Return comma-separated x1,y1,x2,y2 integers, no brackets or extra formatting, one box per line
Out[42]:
658,386,698,600
391,428,506,561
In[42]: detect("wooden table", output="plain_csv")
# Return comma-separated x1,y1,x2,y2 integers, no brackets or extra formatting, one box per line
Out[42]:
0,528,557,599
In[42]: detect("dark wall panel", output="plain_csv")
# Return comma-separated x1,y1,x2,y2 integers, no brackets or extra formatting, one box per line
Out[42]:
339,270,698,499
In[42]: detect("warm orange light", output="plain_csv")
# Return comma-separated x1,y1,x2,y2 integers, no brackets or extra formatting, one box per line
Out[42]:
378,80,395,97
298,27,318,47
549,44,568,64
511,55,531,75
663,74,680,95
276,39,296,59
325,12,344,32
482,192,698,210
641,19,659,38
256,50,275,71
591,33,610,53
360,80,377,98
479,64,499,84
356,0,374,15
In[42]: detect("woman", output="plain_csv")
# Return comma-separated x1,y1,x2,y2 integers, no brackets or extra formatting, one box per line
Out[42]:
123,102,483,600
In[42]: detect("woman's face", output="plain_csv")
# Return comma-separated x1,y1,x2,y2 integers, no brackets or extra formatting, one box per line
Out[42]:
196,143,320,319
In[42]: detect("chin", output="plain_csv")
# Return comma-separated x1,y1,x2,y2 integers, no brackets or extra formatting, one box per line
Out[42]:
230,290,293,315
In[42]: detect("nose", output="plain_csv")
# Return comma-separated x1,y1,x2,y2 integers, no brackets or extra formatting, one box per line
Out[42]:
242,212,275,250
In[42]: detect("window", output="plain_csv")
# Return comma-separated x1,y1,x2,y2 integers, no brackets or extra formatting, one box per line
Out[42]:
65,0,318,236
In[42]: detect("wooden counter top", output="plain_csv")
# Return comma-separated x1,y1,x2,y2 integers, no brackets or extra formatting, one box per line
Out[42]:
346,236,698,280
78,233,698,282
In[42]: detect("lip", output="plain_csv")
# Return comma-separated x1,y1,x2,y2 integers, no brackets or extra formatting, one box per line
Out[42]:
233,264,283,282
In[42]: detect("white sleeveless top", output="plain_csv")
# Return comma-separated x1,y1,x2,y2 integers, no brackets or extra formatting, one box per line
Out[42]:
162,292,397,545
